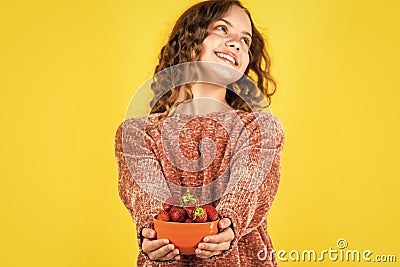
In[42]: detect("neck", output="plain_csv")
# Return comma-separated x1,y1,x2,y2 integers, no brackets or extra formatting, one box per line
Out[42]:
189,82,228,105
171,83,232,116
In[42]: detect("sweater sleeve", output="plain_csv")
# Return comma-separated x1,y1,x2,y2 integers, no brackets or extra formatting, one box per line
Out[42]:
115,119,172,263
215,113,285,257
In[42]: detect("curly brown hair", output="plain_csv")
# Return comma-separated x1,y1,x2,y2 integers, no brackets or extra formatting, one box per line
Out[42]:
149,0,276,117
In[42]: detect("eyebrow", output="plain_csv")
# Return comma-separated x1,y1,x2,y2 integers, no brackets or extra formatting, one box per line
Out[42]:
217,18,252,38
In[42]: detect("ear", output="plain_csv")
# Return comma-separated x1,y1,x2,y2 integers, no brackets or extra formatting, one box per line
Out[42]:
190,48,197,61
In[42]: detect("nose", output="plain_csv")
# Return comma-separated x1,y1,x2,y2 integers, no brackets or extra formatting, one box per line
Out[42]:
225,37,240,51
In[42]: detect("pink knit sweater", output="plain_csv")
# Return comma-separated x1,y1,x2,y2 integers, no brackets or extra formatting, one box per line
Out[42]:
115,110,284,266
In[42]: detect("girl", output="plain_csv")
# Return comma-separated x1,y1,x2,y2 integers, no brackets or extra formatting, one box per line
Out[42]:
115,0,284,266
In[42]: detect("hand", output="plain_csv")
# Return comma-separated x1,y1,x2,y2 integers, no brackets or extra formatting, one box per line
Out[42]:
141,228,180,261
195,218,235,259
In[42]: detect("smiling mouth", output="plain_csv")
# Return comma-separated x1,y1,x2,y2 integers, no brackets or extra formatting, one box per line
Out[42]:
215,52,238,66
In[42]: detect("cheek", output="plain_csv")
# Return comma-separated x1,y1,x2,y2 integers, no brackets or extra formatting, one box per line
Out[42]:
241,54,250,71
200,34,220,51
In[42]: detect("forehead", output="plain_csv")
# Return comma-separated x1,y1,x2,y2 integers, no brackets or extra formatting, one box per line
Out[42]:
218,5,252,34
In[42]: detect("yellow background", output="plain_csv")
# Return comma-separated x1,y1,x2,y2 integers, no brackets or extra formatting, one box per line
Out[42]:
1,0,399,266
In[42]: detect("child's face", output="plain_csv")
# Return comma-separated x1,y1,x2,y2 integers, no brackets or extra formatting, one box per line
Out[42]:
199,5,252,74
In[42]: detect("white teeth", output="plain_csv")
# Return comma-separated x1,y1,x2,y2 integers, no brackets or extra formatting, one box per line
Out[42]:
216,52,236,65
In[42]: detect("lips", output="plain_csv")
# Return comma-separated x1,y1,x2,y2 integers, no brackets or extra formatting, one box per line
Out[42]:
215,51,238,66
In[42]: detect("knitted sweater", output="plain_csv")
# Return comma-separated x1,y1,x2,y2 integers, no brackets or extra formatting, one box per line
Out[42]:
115,110,285,266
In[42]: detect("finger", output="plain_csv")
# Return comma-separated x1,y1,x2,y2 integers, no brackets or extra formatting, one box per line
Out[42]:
198,241,230,252
141,228,156,239
203,227,234,243
143,238,170,253
147,243,176,261
218,218,232,229
195,247,222,258
158,248,180,261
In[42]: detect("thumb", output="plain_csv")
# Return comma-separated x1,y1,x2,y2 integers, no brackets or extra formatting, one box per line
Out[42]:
142,228,156,239
219,218,232,229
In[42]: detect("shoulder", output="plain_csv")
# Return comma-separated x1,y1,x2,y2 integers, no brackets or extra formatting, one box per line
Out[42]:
269,114,285,148
114,115,164,156
236,110,285,147
263,112,284,143
237,110,284,132
115,115,162,147
116,113,162,134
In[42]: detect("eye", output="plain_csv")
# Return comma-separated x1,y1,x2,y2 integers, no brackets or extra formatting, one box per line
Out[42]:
216,25,228,34
241,37,251,46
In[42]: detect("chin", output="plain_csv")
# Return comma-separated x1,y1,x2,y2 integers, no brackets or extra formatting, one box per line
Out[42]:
196,61,244,86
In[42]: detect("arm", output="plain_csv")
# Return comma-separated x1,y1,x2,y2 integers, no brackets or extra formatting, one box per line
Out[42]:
115,119,177,262
215,113,285,255
115,120,160,242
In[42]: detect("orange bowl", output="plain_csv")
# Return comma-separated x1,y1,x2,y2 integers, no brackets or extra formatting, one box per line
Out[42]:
153,218,219,254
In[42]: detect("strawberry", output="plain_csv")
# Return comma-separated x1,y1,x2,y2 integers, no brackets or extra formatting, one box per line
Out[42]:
157,210,170,222
184,206,195,219
163,196,180,212
180,189,199,207
169,206,187,222
185,219,194,223
193,207,207,223
203,206,219,222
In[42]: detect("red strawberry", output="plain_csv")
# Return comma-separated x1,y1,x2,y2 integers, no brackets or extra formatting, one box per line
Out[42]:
163,196,180,212
184,206,195,219
203,206,219,222
185,219,194,223
169,206,187,222
157,210,170,222
193,207,207,223
162,203,172,212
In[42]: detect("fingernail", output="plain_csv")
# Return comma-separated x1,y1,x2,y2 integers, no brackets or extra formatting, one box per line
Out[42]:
168,244,174,250
174,249,179,255
196,249,201,254
150,230,154,235
203,237,209,242
175,255,180,260
164,239,169,244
